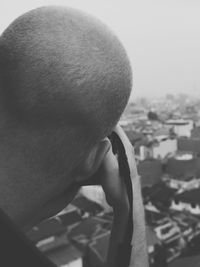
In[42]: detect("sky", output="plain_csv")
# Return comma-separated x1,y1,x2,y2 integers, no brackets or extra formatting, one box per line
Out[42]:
1,0,200,99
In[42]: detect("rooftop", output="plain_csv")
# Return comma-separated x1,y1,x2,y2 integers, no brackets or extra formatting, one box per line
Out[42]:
175,188,200,205
165,157,200,179
68,217,106,241
27,218,66,243
191,126,200,139
168,254,200,267
57,210,82,227
145,209,167,226
146,226,160,247
46,245,82,266
143,183,176,205
165,119,189,126
175,153,193,161
72,196,103,215
89,231,110,263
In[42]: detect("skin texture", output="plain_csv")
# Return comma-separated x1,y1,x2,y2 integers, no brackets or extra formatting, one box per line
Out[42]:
0,6,132,228
0,6,148,267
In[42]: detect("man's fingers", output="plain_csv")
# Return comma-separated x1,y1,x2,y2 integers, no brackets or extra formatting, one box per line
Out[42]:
100,148,129,210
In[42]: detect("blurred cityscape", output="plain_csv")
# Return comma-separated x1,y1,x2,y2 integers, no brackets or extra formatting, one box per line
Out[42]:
26,93,200,267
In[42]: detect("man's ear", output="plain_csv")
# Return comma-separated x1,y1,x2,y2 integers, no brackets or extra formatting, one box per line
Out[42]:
75,138,111,182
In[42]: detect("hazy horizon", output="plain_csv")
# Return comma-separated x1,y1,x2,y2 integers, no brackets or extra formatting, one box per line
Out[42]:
1,0,200,99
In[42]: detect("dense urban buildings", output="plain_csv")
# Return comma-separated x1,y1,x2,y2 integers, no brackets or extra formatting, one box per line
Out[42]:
26,94,200,267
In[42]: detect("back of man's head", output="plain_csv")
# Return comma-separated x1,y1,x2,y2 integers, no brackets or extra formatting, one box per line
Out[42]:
0,6,132,138
0,6,132,227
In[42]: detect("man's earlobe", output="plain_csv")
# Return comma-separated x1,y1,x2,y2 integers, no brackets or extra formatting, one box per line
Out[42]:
75,138,111,182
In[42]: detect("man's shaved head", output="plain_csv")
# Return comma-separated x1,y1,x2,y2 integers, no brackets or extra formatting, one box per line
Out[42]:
0,6,132,144
0,6,132,226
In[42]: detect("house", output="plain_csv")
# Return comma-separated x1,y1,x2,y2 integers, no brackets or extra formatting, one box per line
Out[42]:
27,218,68,252
178,137,200,154
151,136,177,159
124,130,145,145
68,217,107,245
171,188,200,215
68,217,110,267
145,208,168,227
139,135,177,160
154,220,181,244
153,126,170,137
165,119,193,137
45,244,83,267
170,211,200,238
138,159,163,187
164,156,200,179
93,214,113,231
88,225,162,267
153,219,182,263
143,183,176,210
56,208,82,230
164,174,200,191
88,231,110,267
145,226,161,266
191,126,200,139
71,195,104,217
170,212,194,242
168,254,200,267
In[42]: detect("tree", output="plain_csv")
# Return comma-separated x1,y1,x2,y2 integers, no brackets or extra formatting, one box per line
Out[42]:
148,111,159,121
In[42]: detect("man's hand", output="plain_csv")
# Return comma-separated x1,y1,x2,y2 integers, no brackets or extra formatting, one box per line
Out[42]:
99,125,149,267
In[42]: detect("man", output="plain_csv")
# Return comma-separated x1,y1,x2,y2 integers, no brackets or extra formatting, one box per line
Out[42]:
0,6,148,267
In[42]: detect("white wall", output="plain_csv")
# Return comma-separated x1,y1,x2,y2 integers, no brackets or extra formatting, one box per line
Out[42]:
171,200,185,211
61,258,83,267
155,222,180,241
152,139,177,159
169,178,200,190
174,122,193,137
171,200,200,215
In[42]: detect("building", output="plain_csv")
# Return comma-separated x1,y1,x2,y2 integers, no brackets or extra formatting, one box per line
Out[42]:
71,195,104,217
165,119,194,137
178,137,200,154
191,126,200,139
138,159,163,187
171,189,200,215
27,218,83,267
154,220,181,243
164,174,200,191
46,245,83,267
139,136,177,160
168,254,200,267
68,217,110,267
88,231,110,267
68,217,108,244
145,226,161,266
153,126,170,137
170,213,195,245
27,218,68,252
153,219,182,263
165,156,200,179
56,205,82,230
145,208,167,227
143,183,176,210
151,136,177,159
124,130,145,145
